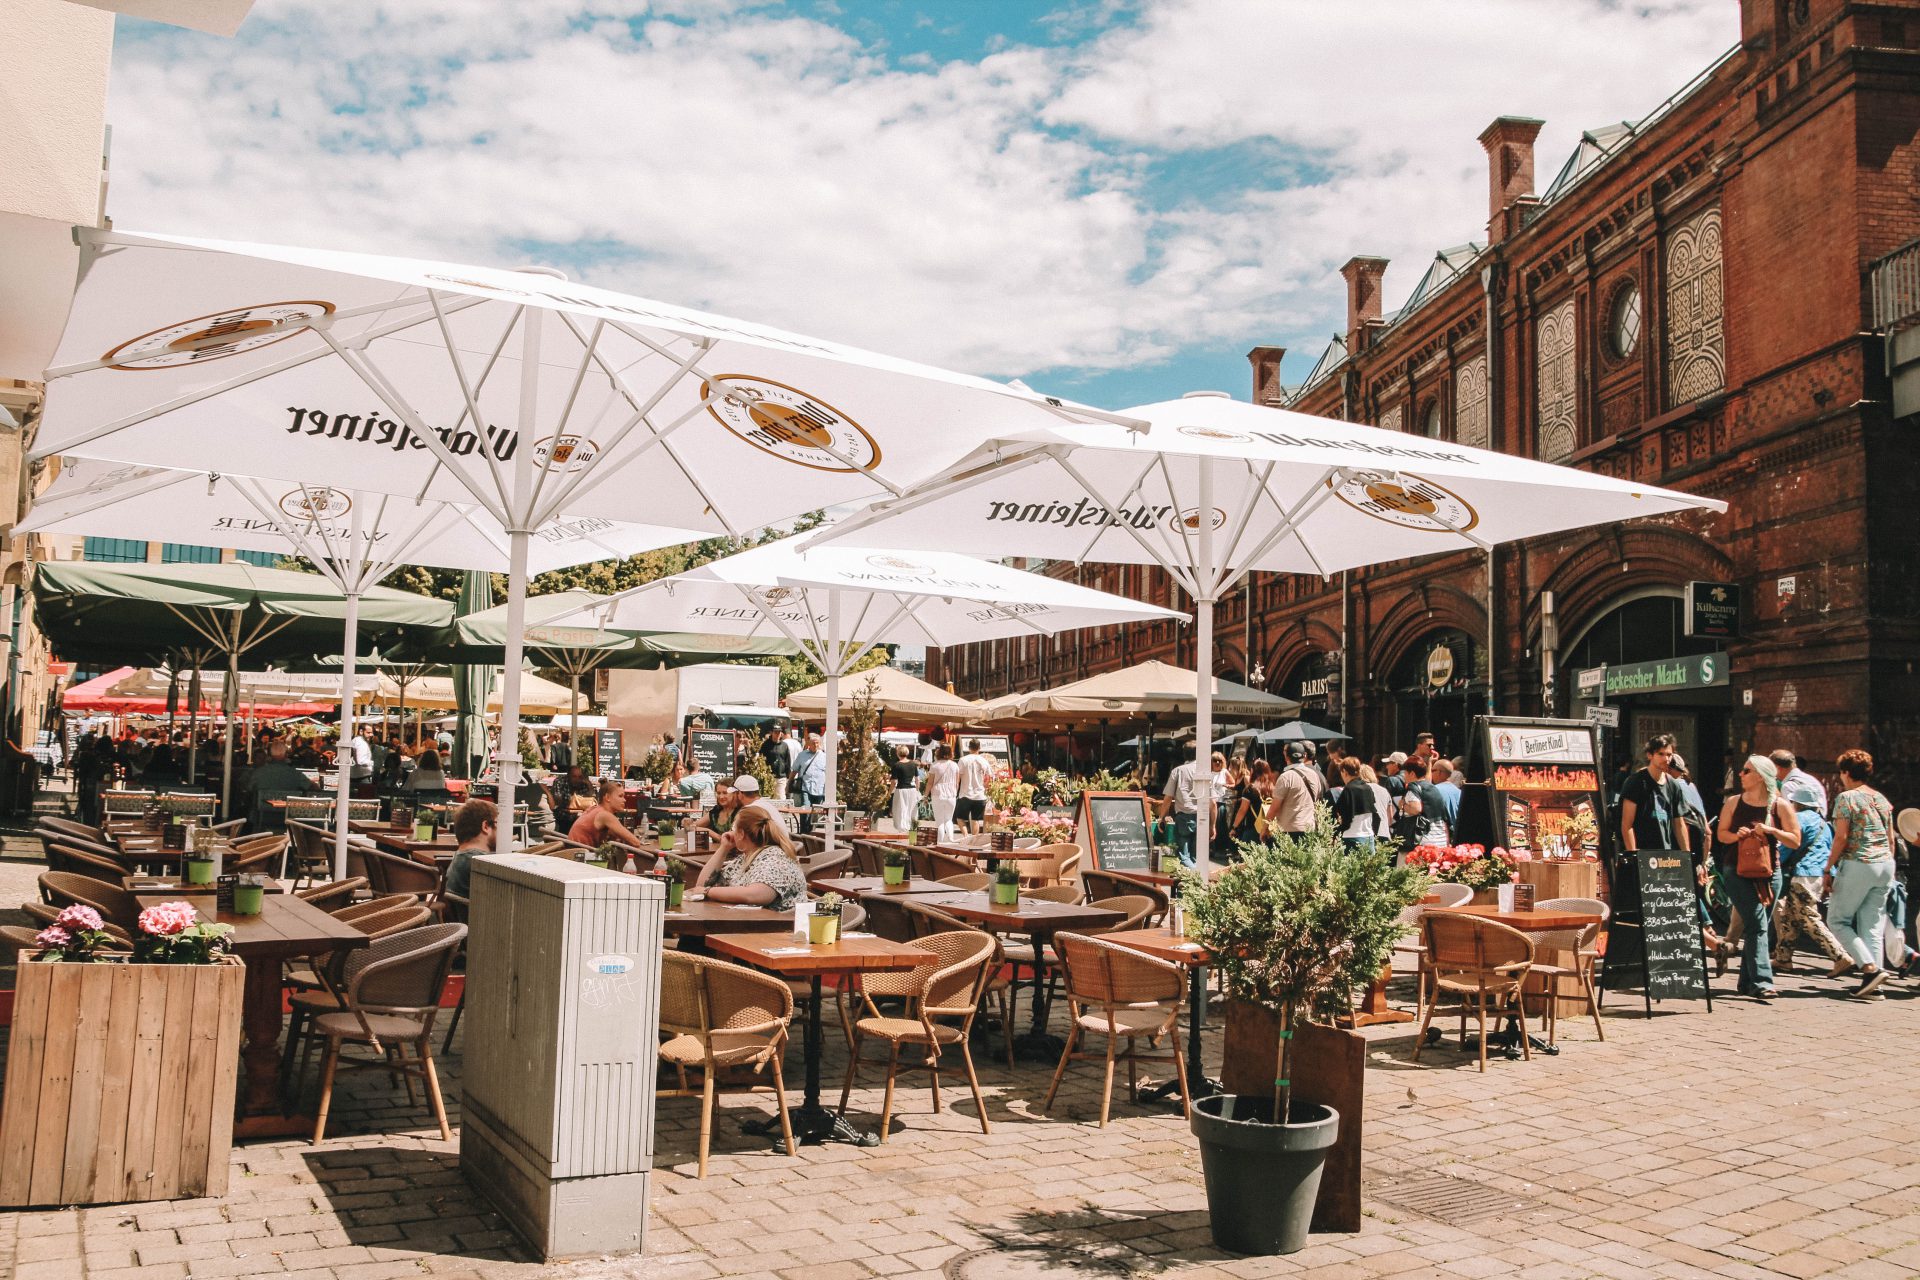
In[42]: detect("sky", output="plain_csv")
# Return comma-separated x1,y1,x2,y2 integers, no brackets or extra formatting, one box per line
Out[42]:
105,0,1739,412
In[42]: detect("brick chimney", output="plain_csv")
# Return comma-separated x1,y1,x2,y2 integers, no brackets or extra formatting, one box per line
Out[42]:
1477,116,1545,245
1339,257,1389,353
1246,345,1286,404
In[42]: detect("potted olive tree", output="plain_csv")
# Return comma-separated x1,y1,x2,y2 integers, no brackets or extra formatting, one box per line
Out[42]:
1179,812,1428,1255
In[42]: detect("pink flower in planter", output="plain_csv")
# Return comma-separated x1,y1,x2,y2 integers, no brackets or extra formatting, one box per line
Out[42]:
55,904,104,932
35,925,71,948
137,900,199,937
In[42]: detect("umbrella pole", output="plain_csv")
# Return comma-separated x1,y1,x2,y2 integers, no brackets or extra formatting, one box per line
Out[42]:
823,588,841,856
186,665,201,788
332,589,361,880
1192,457,1216,879
495,530,530,857
569,669,580,774
221,652,238,819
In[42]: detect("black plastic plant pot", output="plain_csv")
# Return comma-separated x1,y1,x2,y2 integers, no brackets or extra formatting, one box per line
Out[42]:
1189,1096,1340,1256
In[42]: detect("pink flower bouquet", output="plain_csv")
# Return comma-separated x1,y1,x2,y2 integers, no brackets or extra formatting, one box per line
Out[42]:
131,900,235,965
30,903,120,963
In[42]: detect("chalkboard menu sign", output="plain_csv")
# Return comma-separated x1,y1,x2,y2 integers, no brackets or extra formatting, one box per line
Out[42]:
594,728,625,778
1602,848,1712,1012
1078,791,1153,872
686,728,737,778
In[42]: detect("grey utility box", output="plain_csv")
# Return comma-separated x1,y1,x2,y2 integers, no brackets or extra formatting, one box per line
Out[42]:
460,855,665,1261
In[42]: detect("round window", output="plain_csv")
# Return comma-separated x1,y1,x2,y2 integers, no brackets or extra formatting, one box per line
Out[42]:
1609,284,1642,359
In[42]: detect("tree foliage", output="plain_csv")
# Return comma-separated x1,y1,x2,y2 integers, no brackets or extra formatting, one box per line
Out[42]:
833,674,896,815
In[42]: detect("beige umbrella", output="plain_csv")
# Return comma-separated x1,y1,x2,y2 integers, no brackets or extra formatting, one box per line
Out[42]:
996,658,1299,727
382,672,574,717
784,665,986,726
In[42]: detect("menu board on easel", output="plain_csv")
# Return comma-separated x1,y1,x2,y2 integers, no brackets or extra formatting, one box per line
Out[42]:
686,728,737,778
1470,717,1605,861
1077,791,1153,872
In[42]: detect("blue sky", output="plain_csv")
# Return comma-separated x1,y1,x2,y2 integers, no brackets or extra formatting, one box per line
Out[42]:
107,1,1737,413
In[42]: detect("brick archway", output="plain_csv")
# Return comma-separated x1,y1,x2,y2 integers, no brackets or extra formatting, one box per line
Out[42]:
1370,585,1487,686
1263,619,1342,691
1526,525,1733,651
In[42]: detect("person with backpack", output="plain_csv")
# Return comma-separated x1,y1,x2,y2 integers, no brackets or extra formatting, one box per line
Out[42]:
1265,741,1326,836
1393,755,1450,848
1771,778,1849,974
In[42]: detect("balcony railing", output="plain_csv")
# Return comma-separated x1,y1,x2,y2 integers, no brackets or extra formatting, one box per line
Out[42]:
1872,237,1920,332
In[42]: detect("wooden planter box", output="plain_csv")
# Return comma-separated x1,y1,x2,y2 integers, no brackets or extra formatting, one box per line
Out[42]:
0,959,244,1207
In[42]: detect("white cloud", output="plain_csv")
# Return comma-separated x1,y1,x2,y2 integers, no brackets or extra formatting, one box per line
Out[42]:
102,0,1738,391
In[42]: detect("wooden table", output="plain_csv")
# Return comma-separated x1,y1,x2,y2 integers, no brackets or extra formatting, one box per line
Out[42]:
349,820,460,862
122,875,284,895
915,891,1123,1060
660,898,793,938
135,893,366,1138
707,932,933,1147
812,876,974,897
1103,926,1219,1100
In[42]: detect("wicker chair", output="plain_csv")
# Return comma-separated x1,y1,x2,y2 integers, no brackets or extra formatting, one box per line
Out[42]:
1414,913,1536,1072
925,850,977,881
286,821,338,887
1021,885,1080,904
658,950,796,1178
45,841,132,885
897,900,1016,1068
38,872,138,931
37,816,107,844
332,893,423,923
309,924,467,1142
1429,882,1475,908
849,840,891,878
860,893,919,943
37,826,125,864
347,903,434,941
935,872,992,891
1080,870,1169,923
1020,841,1082,889
837,930,995,1140
906,845,938,882
800,850,853,883
296,877,368,911
1533,897,1609,1044
1082,895,1155,936
1043,931,1191,1124
227,834,290,877
364,850,443,902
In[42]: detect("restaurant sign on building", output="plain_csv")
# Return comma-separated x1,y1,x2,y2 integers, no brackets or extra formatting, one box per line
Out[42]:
1683,581,1742,640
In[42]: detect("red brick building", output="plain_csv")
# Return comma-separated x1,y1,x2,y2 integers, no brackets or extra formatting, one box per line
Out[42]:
930,0,1920,797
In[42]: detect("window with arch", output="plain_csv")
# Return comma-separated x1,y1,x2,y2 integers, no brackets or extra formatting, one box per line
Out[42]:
1421,400,1445,439
1608,281,1642,360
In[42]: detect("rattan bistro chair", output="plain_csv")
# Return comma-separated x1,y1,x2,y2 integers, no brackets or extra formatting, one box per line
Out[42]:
925,849,977,881
1533,897,1609,1044
39,871,139,931
1043,931,1191,1125
1414,913,1536,1073
838,930,996,1141
935,872,992,892
1080,869,1169,924
658,950,797,1178
45,841,133,885
309,924,467,1142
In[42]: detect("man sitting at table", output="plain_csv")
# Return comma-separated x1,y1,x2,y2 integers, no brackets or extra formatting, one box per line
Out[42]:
248,739,319,830
568,778,647,850
443,798,497,906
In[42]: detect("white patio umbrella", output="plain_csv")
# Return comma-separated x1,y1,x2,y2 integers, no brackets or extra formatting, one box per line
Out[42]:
29,229,1144,855
22,455,702,873
552,534,1184,850
816,392,1728,873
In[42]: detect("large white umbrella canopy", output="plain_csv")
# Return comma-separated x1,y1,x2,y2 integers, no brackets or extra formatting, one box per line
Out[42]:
554,534,1184,848
820,392,1728,872
997,658,1299,727
380,671,574,716
29,228,1142,856
22,454,702,872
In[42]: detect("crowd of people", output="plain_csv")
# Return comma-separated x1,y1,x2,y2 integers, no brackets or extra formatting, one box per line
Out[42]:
1154,731,1467,863
1615,733,1910,1002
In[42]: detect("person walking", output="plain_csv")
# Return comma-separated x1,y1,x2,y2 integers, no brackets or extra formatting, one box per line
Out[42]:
956,738,992,835
1771,780,1849,974
793,733,826,832
1393,756,1450,848
1266,741,1326,836
1714,755,1799,1000
1160,754,1201,865
1331,757,1386,852
1823,748,1896,998
888,744,921,832
927,744,960,840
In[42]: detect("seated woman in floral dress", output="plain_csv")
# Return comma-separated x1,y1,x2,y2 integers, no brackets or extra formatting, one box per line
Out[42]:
689,806,807,910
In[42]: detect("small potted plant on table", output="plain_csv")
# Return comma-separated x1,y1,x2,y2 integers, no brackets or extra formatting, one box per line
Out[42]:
883,846,911,887
1179,815,1428,1255
808,892,844,945
991,860,1020,906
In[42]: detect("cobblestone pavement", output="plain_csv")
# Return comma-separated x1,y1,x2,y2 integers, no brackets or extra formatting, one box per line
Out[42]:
5,831,1920,1279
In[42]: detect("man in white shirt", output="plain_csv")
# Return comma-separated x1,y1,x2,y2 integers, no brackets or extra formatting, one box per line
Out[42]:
927,744,961,840
955,739,993,834
348,730,374,785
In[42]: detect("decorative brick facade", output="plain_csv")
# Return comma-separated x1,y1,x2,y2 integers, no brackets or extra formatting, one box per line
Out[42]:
930,0,1920,796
